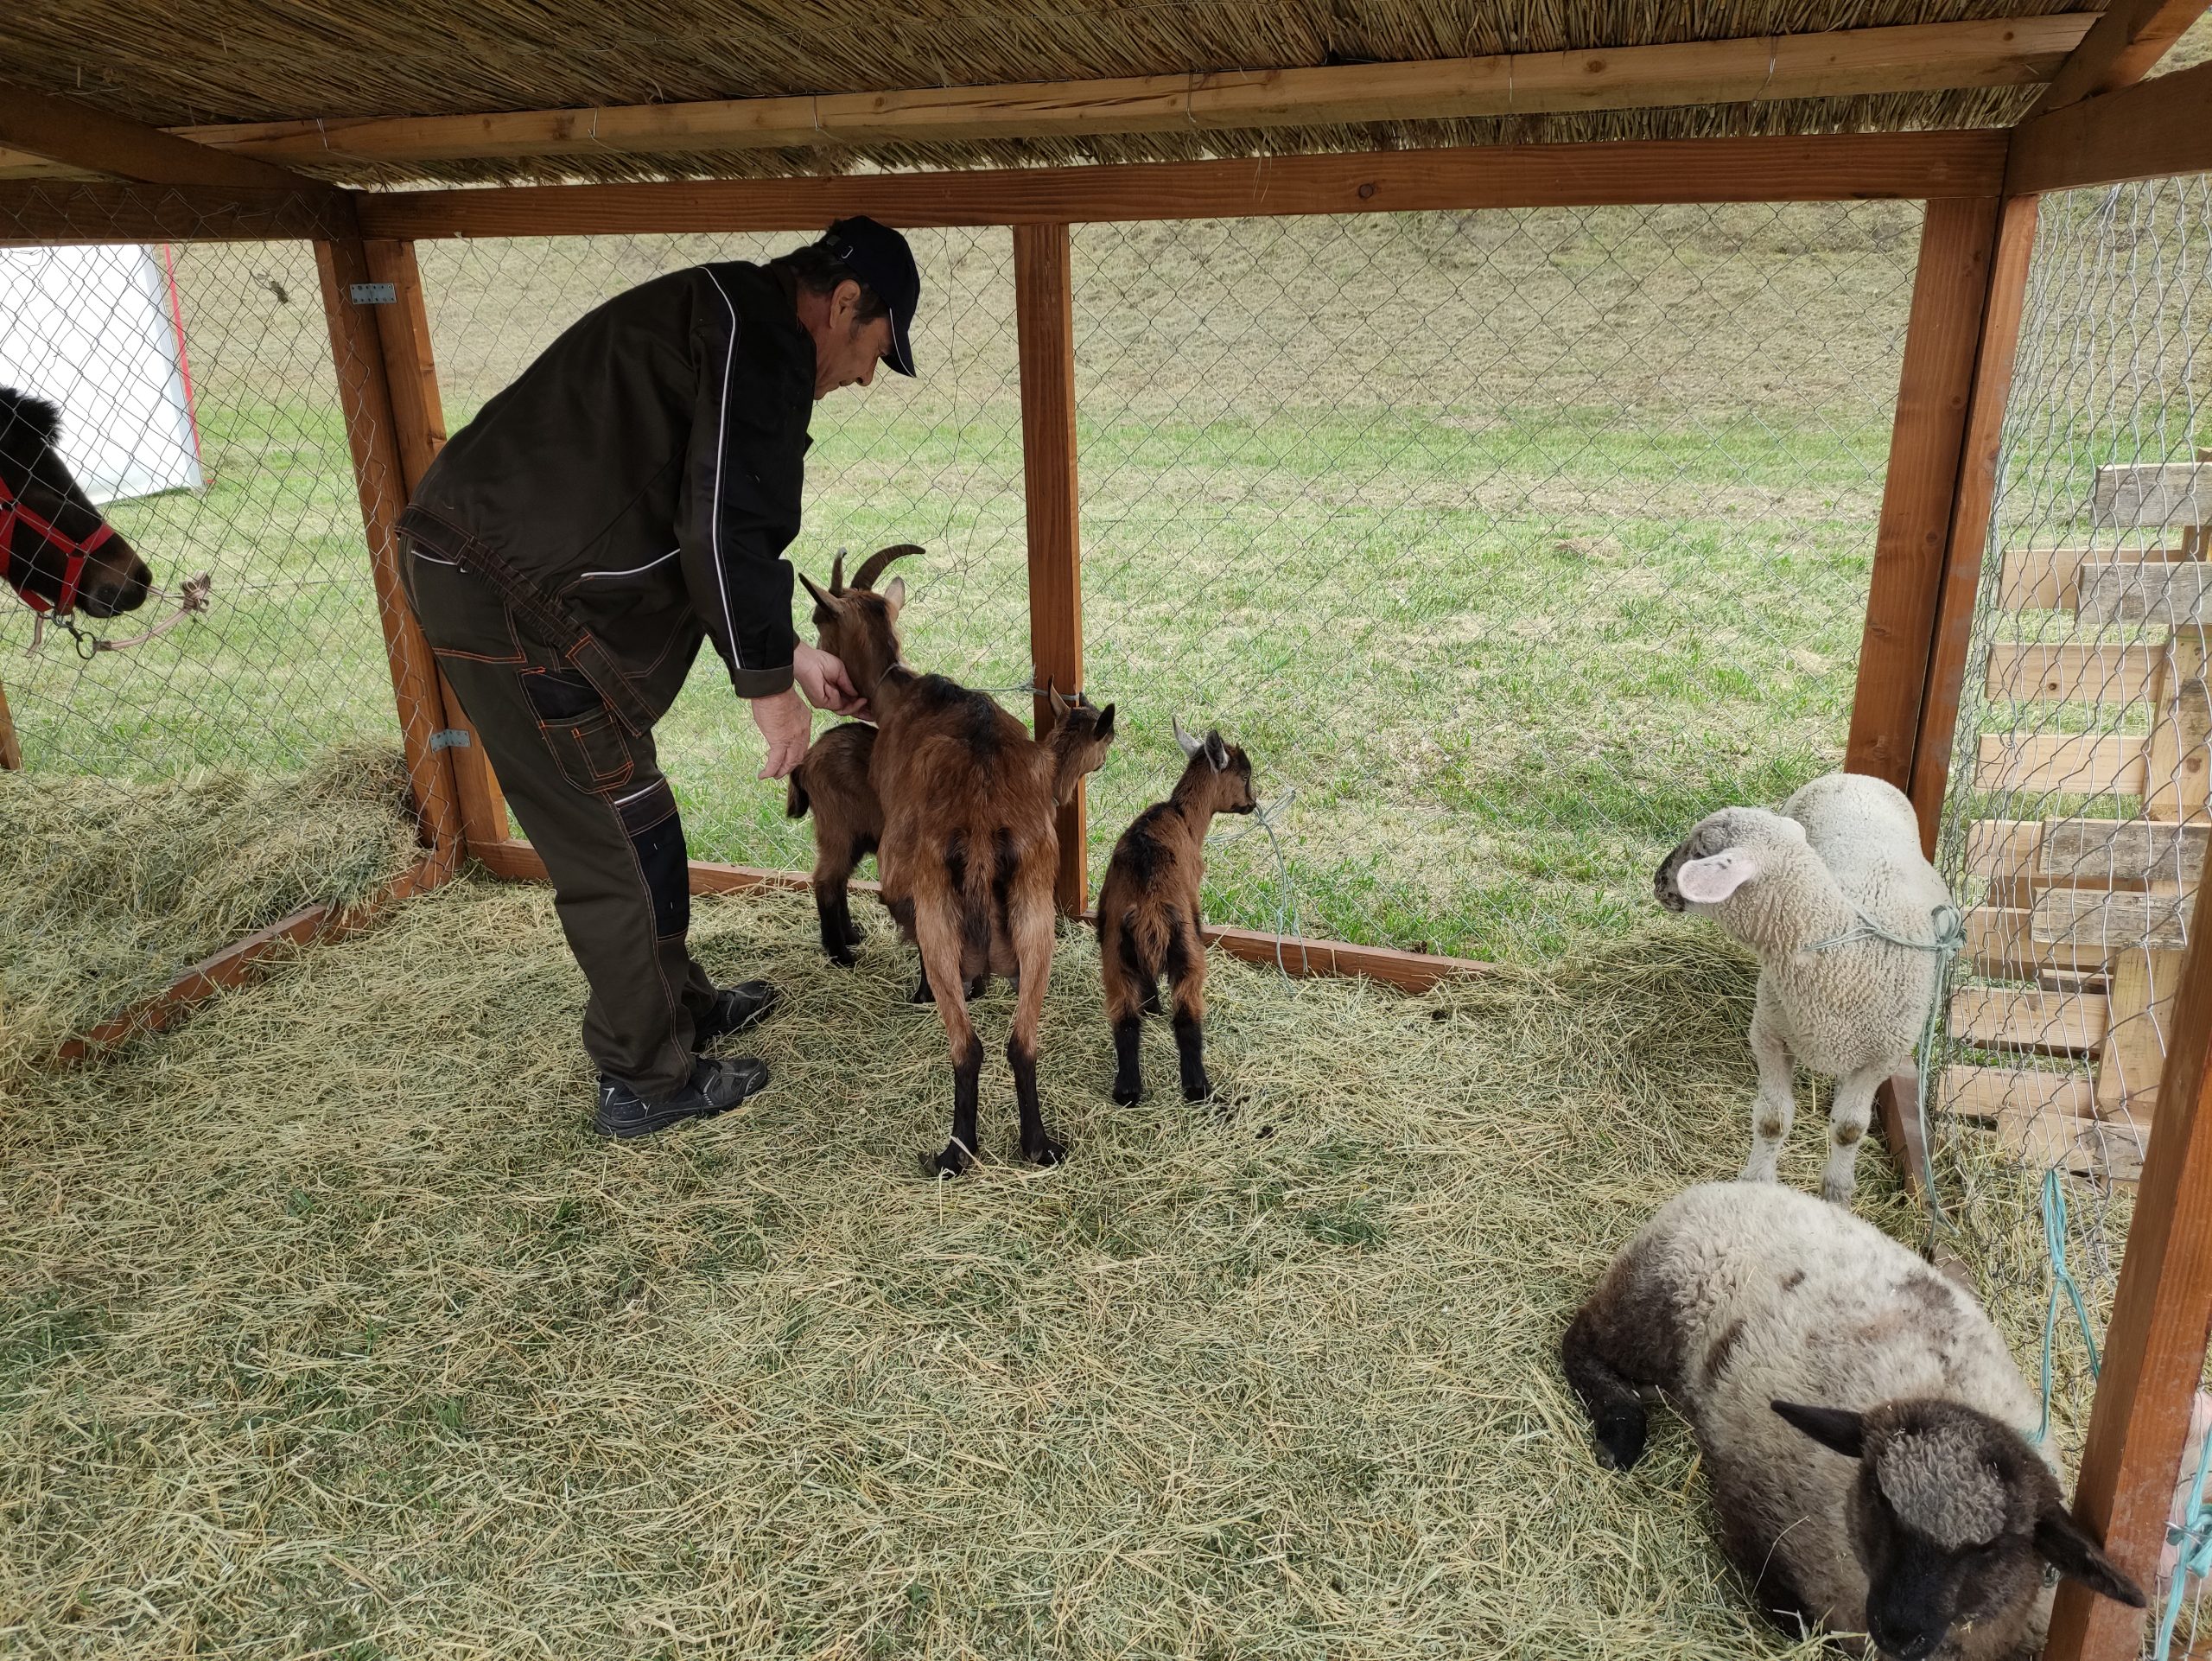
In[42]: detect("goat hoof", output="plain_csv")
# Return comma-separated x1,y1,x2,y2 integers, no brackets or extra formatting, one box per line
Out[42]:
828,947,858,969
907,980,934,1005
964,976,987,1001
1182,1080,1215,1105
842,923,867,946
922,1143,974,1179
1021,1134,1067,1167
1110,1079,1143,1107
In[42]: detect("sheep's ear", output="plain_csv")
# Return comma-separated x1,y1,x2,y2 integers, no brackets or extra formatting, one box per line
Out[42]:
1675,848,1759,906
798,571,843,620
2035,1506,2147,1608
1096,703,1116,739
1174,716,1205,760
881,576,906,614
1771,1401,1866,1460
1205,731,1230,772
1049,682,1071,720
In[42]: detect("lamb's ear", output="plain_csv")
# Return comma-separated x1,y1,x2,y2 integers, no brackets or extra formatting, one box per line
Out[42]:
1174,716,1205,760
1675,848,1759,905
1771,1401,1866,1459
2035,1506,2147,1608
798,571,843,620
1205,730,1230,772
880,576,906,614
1097,703,1116,739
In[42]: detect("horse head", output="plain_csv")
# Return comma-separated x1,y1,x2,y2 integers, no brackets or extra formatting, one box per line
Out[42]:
2,387,154,618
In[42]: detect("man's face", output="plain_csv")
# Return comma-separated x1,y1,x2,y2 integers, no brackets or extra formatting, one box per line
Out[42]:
808,279,894,399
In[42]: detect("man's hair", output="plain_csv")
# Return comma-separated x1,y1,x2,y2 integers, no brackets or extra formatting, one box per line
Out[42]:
769,239,888,323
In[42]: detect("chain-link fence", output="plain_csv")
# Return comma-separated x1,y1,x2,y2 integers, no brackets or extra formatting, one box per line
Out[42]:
1933,172,2212,1649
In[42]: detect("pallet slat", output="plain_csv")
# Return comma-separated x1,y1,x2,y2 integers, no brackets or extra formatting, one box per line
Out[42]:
2031,887,2193,951
1943,1060,2094,1122
1967,905,2111,977
2092,461,2212,531
1996,545,2180,610
2040,818,2209,884
1984,640,2161,704
1974,731,2144,796
1948,986,2107,1053
2076,558,2212,627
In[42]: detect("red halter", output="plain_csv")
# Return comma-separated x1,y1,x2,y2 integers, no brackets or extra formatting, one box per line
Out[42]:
0,472,114,614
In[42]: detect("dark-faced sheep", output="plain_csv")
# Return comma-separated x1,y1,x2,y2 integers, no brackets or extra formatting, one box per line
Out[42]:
1562,1181,2144,1659
797,544,1069,1175
1095,718,1255,1106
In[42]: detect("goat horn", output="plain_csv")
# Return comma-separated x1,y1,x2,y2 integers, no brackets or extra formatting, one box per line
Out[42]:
830,550,847,593
849,543,923,592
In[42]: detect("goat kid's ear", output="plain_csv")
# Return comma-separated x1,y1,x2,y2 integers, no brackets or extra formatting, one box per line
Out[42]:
798,571,843,618
881,576,906,614
1771,1400,1866,1460
1675,848,1759,906
2035,1507,2147,1608
1174,716,1205,760
1049,682,1071,720
1097,703,1116,739
1205,731,1230,772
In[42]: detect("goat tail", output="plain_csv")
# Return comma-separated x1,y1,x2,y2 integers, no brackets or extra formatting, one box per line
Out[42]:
785,771,810,820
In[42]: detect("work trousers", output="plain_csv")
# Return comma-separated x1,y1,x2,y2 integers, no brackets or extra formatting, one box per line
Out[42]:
400,541,715,1098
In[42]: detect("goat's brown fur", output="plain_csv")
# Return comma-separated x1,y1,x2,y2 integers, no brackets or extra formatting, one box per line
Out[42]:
1095,722,1255,1105
798,545,1076,1175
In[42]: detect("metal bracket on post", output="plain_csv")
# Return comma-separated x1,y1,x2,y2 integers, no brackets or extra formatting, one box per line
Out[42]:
429,728,470,752
349,282,397,305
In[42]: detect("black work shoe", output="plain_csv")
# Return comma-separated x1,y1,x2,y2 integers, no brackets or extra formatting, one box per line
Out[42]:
594,1056,769,1140
692,981,779,1049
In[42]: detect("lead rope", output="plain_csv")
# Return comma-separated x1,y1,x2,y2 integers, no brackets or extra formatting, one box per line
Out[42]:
1805,901,1966,1235
2031,1168,2101,1448
2158,1416,2212,1659
25,570,213,659
1208,787,1304,976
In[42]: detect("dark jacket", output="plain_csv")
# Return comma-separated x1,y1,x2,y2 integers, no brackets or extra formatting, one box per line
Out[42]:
406,261,813,701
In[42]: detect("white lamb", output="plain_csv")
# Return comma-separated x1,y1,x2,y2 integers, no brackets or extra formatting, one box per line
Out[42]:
1654,771,1955,1206
1563,1181,2145,1659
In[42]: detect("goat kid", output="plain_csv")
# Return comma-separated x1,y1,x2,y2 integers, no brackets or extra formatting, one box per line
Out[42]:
798,545,1068,1175
788,685,1116,990
1096,719,1255,1106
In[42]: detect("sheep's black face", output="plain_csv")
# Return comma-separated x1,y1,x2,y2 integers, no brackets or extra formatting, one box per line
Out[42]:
1654,811,1733,912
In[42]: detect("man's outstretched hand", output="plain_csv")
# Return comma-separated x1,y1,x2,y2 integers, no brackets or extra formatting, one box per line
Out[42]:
753,645,871,780
795,642,868,720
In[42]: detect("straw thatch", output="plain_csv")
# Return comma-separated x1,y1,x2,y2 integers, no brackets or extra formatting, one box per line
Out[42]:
0,872,2108,1657
0,0,2098,186
0,745,422,1083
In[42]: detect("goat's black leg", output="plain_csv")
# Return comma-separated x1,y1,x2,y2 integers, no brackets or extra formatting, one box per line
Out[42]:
923,1031,986,1178
1110,1017,1144,1106
1165,916,1211,1104
909,963,936,1004
815,879,858,967
1172,1006,1211,1104
1009,1036,1063,1165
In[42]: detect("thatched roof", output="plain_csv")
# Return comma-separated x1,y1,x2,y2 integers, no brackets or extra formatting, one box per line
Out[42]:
0,0,2166,187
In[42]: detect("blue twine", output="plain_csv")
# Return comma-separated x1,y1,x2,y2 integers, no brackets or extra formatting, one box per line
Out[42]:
2031,1168,2101,1447
2156,1416,2212,1659
1807,901,1966,1234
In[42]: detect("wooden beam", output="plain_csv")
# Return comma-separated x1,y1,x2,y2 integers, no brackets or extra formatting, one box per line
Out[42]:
359,237,512,856
49,856,440,1063
357,132,2010,241
2045,869,2212,1659
2009,58,2212,194
1013,222,1088,916
0,181,348,246
0,677,20,770
314,226,466,878
1849,195,2003,806
2028,0,2210,115
474,839,1496,991
2078,558,2212,627
0,80,321,190
1904,191,2038,855
42,19,2073,176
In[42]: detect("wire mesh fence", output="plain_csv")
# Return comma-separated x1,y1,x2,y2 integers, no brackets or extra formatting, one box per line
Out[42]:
1932,171,2212,1648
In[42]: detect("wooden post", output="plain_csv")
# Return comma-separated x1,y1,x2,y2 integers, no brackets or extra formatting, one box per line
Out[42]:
1013,220,1087,915
0,677,20,770
2045,864,2212,1659
359,236,511,853
314,229,464,876
1847,195,2004,805
1905,193,2041,854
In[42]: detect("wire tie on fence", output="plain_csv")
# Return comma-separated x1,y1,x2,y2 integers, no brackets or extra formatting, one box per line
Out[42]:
1211,787,1306,976
2032,1167,2102,1447
2157,1414,2212,1659
1808,901,1964,1237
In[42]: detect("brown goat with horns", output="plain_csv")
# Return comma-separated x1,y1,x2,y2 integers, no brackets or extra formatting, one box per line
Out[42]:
787,686,1116,991
797,544,1077,1175
1096,719,1256,1106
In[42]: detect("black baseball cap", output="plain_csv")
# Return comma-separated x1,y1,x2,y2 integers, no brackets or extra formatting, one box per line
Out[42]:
824,216,919,378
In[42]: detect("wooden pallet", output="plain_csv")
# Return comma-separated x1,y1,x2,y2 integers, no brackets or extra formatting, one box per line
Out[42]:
1945,455,2209,1181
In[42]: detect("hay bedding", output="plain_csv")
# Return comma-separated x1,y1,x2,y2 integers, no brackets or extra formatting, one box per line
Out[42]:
0,876,2075,1658
0,745,422,1084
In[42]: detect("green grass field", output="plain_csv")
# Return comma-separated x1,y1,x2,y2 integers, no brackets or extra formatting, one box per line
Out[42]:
4,204,1914,963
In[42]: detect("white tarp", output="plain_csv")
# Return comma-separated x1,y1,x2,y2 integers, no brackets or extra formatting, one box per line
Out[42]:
0,243,204,505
